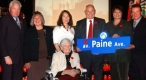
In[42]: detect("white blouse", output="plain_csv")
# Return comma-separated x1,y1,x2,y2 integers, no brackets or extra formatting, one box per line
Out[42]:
53,26,75,45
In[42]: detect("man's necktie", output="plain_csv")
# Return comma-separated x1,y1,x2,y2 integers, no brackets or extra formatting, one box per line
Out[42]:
16,18,21,29
88,20,93,38
133,21,136,29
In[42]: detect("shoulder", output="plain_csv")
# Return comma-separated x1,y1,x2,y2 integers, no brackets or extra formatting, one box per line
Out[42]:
25,27,35,33
121,19,131,26
0,14,10,21
140,17,146,23
76,18,86,24
53,51,63,57
121,19,129,23
70,27,75,30
44,26,53,31
94,17,105,22
53,26,61,31
106,21,112,25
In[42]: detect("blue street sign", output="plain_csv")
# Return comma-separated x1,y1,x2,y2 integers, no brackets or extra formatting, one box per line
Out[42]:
77,32,130,54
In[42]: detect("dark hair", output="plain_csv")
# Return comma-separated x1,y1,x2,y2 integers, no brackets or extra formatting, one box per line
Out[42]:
57,10,73,27
131,4,142,11
112,5,123,13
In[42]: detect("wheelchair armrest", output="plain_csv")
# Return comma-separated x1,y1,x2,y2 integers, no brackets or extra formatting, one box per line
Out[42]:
81,68,87,73
46,70,52,74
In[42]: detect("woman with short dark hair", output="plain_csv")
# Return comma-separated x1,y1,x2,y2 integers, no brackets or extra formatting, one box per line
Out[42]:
104,5,133,80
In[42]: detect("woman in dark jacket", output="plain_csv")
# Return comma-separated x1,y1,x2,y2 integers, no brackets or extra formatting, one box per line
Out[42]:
23,11,55,80
104,6,133,80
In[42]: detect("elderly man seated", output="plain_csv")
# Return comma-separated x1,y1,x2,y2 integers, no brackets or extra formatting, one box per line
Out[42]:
51,38,81,80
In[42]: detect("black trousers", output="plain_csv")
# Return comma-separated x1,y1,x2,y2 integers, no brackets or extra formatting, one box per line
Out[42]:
79,51,104,80
110,62,129,80
129,52,146,80
1,57,23,80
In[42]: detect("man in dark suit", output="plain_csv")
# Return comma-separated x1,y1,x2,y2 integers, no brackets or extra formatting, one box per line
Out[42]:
0,1,26,80
74,4,106,80
129,4,146,80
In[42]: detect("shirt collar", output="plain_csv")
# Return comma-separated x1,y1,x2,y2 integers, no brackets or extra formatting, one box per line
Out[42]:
87,18,94,23
134,16,142,23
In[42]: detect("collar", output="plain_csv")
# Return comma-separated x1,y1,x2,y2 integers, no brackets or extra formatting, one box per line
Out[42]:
87,18,94,23
61,50,73,58
134,16,142,23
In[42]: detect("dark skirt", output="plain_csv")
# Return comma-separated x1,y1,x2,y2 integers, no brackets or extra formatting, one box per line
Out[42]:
27,58,49,80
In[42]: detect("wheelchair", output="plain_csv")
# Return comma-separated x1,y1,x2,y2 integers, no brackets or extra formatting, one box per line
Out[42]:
41,68,90,80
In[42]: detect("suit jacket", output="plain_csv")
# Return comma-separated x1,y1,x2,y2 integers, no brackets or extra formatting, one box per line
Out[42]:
51,51,81,77
104,19,132,62
0,14,26,63
129,17,146,53
23,26,55,63
74,17,106,46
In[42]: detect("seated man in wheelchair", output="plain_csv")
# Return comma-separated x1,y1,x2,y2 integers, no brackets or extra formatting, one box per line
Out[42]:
51,38,81,80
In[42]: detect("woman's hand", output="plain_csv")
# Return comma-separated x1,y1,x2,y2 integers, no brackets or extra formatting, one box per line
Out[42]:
62,69,79,77
76,47,81,52
112,33,119,38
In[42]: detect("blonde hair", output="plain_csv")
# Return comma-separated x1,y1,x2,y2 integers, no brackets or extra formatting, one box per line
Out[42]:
30,11,45,26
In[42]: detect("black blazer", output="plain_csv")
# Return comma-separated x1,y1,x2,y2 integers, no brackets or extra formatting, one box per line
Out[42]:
130,17,146,53
74,17,106,46
23,26,55,63
0,14,26,63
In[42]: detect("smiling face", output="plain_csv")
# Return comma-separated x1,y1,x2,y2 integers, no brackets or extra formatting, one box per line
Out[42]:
9,3,21,17
62,12,70,25
113,9,122,19
84,5,96,19
33,14,42,26
61,42,72,55
131,7,142,20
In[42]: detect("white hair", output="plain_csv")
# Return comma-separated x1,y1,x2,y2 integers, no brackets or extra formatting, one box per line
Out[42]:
60,38,72,47
9,0,22,9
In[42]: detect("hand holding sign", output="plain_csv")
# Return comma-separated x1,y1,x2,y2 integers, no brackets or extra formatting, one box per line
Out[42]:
112,33,119,38
126,44,135,50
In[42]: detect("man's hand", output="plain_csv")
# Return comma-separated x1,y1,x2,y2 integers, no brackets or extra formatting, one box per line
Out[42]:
76,47,81,52
126,44,135,50
24,62,31,70
4,56,12,65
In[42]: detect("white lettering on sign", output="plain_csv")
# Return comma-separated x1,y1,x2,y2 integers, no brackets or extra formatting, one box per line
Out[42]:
92,40,112,48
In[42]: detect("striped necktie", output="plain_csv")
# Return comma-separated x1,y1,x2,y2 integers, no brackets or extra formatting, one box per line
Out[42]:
16,18,21,29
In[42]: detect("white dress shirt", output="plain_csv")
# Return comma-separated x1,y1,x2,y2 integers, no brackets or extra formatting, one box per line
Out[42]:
53,26,75,45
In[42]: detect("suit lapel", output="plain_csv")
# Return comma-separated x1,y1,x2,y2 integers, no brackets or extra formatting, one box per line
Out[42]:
135,17,144,29
93,17,100,38
81,19,86,38
19,17,23,30
8,14,21,30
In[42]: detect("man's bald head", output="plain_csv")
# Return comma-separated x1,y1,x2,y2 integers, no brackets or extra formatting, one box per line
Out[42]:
84,4,96,19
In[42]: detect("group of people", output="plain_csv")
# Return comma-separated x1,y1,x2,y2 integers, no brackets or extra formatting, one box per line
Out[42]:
0,0,146,80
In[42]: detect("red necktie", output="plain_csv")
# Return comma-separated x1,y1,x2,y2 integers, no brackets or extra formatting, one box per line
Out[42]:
88,20,93,38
